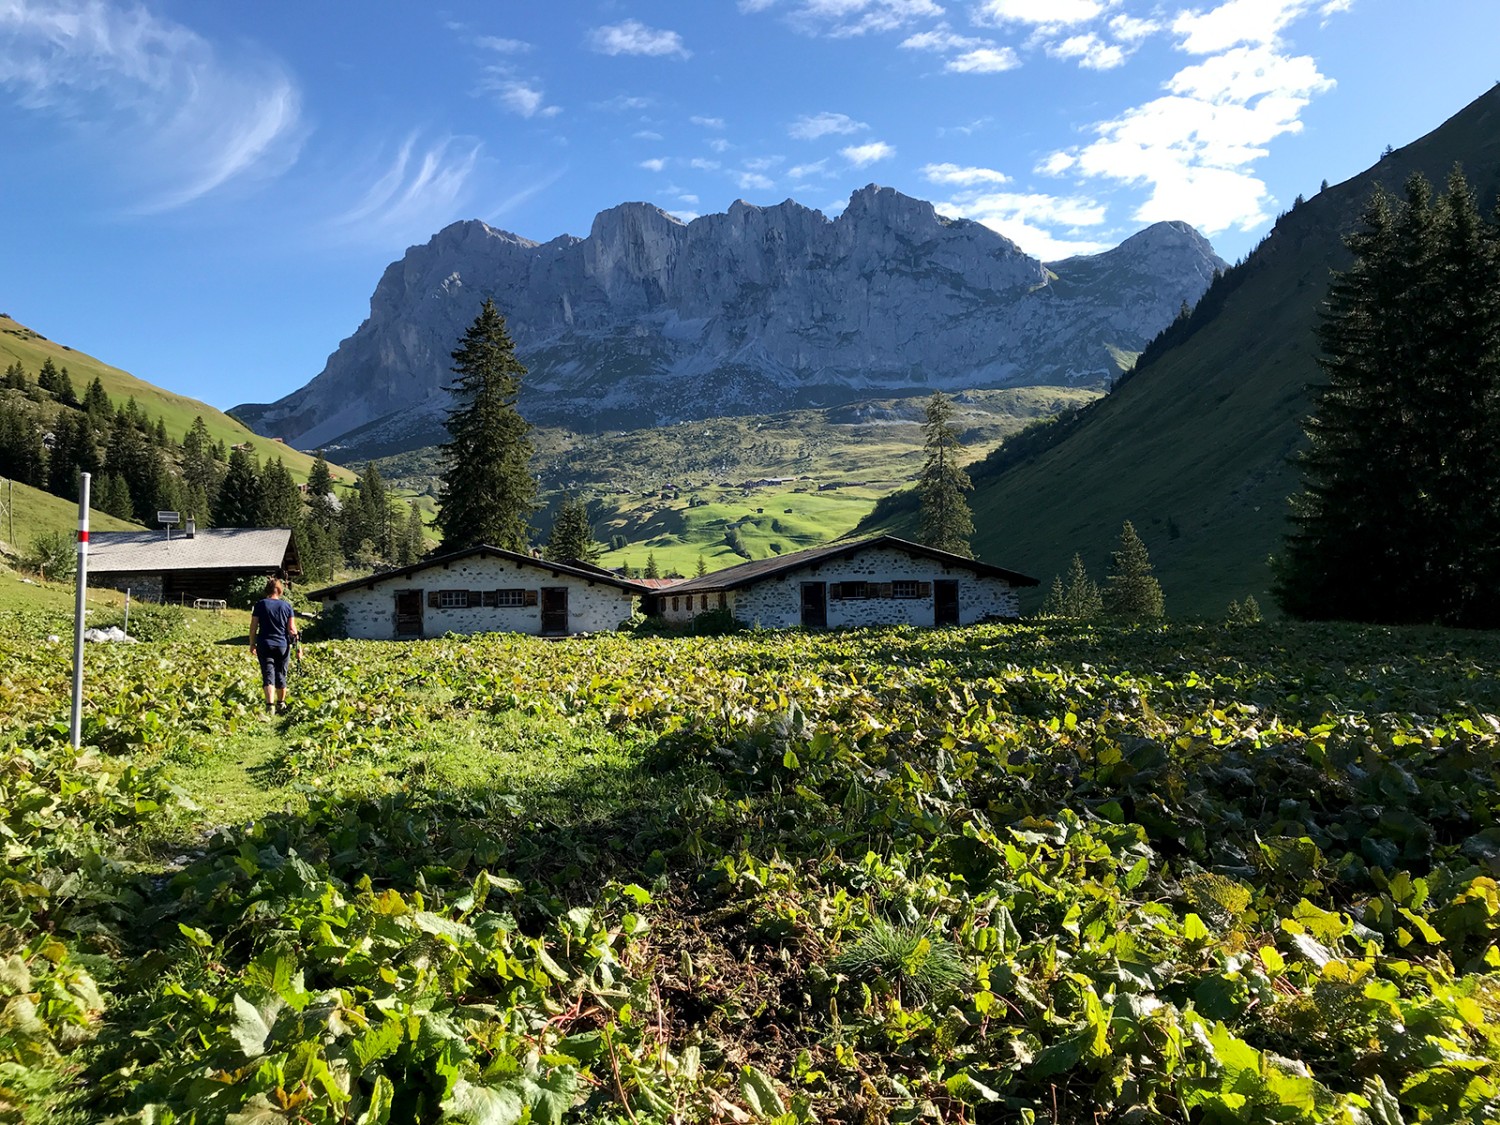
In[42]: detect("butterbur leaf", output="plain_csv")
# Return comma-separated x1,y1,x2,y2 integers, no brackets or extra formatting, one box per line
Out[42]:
229,993,284,1060
945,1071,1001,1103
522,1067,580,1125
357,1075,395,1125
1357,1076,1406,1125
442,1079,525,1125
741,1064,786,1118
177,923,214,949
224,1092,291,1124
1288,931,1333,967
415,912,477,944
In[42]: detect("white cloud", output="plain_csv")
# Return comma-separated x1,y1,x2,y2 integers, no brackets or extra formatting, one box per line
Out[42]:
841,140,895,166
1172,0,1317,54
678,192,700,205
1108,13,1161,42
1045,44,1334,232
599,94,654,111
946,46,1021,73
476,36,532,53
920,162,1010,187
589,20,690,58
691,114,726,128
772,0,944,38
334,133,481,237
975,0,1109,26
486,76,560,119
667,209,700,222
744,155,784,171
0,0,303,211
634,129,664,141
640,157,667,172
789,159,829,178
936,189,1113,258
900,27,987,51
708,137,731,153
789,111,868,139
1049,33,1127,70
736,170,776,190
690,157,722,171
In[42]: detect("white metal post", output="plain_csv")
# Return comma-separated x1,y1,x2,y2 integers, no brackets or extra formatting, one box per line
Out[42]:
70,473,90,749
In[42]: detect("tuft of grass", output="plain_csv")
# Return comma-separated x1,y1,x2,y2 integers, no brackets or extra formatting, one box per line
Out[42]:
830,919,968,1006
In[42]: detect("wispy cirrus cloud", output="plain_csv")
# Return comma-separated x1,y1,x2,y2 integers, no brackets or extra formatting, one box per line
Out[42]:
332,133,481,238
788,111,868,140
841,140,895,166
589,20,690,58
752,0,943,38
946,46,1021,73
475,36,532,53
484,76,561,118
0,0,303,212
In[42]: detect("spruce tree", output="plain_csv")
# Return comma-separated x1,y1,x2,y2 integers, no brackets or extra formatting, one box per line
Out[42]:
58,366,76,406
436,298,536,552
645,551,660,579
546,495,601,561
181,416,221,520
82,377,112,421
215,447,261,526
1105,521,1164,620
399,501,427,566
917,391,974,557
1060,553,1103,619
0,400,45,486
3,361,26,391
257,457,303,528
37,358,60,396
97,472,134,521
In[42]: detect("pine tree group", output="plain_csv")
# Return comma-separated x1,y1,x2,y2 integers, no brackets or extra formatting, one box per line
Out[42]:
917,391,974,557
1043,553,1104,619
1105,521,1165,621
436,299,536,553
1276,168,1500,627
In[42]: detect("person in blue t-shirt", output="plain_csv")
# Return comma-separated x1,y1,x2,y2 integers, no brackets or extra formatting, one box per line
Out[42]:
248,576,300,714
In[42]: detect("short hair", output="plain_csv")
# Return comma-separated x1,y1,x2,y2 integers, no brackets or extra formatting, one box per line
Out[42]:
265,576,284,598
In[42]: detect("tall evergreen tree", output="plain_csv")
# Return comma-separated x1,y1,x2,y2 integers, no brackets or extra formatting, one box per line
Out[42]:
1105,521,1165,620
0,400,45,486
398,501,427,566
545,495,601,561
215,447,261,526
3,361,26,391
644,551,660,580
96,472,134,521
46,410,99,500
82,377,112,421
181,416,221,521
57,366,76,406
257,457,303,528
1276,170,1500,626
435,298,536,552
36,357,60,396
1044,553,1103,619
917,391,974,557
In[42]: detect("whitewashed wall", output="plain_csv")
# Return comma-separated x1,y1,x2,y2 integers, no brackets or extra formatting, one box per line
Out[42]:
326,556,638,639
661,546,1022,628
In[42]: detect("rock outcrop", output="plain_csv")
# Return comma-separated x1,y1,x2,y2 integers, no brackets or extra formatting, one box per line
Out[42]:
234,185,1224,454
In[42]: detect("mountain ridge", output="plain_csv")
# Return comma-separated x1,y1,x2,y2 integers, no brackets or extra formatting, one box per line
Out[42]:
233,185,1224,458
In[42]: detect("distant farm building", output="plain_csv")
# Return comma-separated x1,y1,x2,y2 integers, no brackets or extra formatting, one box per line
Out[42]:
87,524,299,604
645,535,1037,629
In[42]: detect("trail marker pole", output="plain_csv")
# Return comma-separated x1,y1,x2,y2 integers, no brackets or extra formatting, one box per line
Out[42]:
70,473,90,749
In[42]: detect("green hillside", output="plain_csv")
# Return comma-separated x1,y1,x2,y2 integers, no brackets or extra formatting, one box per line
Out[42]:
0,313,350,484
864,85,1500,615
377,386,1099,574
0,476,140,553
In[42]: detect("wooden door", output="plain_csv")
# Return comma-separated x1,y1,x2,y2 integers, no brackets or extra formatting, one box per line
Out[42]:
394,590,423,636
934,580,960,626
541,587,569,634
800,582,827,629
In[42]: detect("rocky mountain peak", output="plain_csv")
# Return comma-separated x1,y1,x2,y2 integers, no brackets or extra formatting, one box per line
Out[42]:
233,187,1225,457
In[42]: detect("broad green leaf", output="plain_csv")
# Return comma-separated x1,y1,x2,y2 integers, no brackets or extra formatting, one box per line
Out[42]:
229,993,284,1060
357,1075,395,1125
442,1079,524,1125
741,1064,786,1118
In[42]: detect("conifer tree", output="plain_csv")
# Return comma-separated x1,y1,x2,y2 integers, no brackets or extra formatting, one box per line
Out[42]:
398,501,427,566
97,472,134,521
1105,521,1165,620
545,495,601,561
917,391,974,557
57,366,75,406
180,416,221,518
696,554,708,577
215,447,261,526
645,551,660,579
0,400,45,486
3,361,26,391
257,457,303,528
82,377,111,420
1047,553,1103,619
436,299,536,552
37,357,60,396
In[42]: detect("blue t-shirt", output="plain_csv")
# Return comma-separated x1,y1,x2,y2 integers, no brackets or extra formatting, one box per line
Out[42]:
252,597,295,649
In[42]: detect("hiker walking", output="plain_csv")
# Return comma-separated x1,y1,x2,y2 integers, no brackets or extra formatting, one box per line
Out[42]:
248,575,299,715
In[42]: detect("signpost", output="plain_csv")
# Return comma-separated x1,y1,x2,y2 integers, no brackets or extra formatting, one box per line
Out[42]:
70,473,91,749
159,509,180,543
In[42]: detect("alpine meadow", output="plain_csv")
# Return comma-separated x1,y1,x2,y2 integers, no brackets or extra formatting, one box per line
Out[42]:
5,4,1500,1124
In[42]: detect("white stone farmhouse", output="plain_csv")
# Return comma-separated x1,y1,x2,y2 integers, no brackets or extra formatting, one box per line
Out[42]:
647,535,1037,629
306,545,647,639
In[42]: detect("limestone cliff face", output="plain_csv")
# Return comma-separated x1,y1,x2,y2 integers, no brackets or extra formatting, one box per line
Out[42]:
234,185,1224,453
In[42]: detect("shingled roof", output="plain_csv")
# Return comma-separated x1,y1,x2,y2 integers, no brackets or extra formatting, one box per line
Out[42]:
305,544,652,601
87,528,297,574
662,534,1038,594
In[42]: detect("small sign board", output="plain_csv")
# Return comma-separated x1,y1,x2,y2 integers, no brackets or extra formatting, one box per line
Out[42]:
157,510,180,526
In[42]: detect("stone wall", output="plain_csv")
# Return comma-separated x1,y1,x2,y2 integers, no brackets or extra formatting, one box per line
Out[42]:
326,557,638,639
91,573,164,603
660,546,1022,629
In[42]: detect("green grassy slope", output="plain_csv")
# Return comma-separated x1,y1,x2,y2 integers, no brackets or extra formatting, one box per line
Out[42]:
0,313,350,484
378,386,1098,574
0,477,141,553
870,85,1500,616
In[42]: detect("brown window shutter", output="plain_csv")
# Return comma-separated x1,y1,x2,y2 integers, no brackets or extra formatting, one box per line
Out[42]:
524,589,539,607
917,581,932,598
718,592,727,609
470,590,483,607
427,590,440,608
829,583,843,600
880,583,894,599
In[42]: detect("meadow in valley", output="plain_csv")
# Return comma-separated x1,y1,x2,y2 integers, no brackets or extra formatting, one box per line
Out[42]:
3,605,1500,1123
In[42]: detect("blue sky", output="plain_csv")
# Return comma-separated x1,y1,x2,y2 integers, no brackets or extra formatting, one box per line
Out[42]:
1,0,1496,413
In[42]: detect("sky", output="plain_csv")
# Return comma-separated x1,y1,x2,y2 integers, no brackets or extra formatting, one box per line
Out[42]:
1,0,1497,414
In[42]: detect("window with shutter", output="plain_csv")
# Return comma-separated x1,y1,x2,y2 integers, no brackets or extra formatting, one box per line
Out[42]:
917,581,932,598
440,590,467,608
495,588,525,607
523,589,539,607
879,582,895,598
892,580,920,599
829,583,844,600
470,590,484,606
718,592,727,609
427,590,440,608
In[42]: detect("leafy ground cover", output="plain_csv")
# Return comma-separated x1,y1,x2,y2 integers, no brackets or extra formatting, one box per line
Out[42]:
2,617,1499,1123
